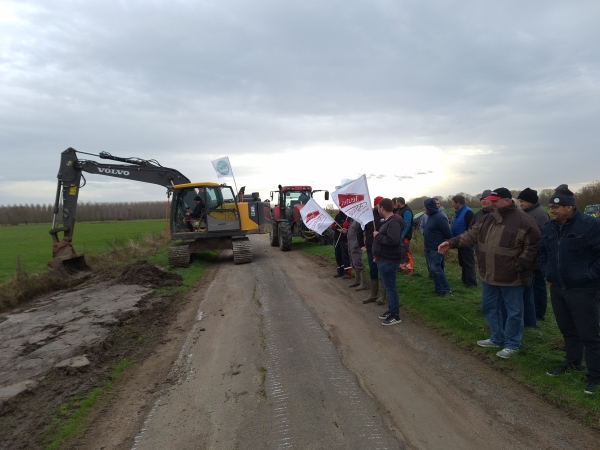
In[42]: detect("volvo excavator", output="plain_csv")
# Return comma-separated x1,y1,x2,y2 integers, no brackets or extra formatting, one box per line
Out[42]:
48,147,271,277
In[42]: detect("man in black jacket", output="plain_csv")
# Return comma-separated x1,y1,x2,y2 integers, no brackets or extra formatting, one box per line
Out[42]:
373,198,405,326
358,196,384,304
332,211,350,278
540,184,600,394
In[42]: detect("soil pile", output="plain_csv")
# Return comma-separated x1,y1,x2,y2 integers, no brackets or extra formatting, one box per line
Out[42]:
117,261,183,288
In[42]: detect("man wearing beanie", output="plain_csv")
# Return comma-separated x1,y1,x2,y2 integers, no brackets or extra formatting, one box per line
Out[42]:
539,184,600,395
357,196,385,304
438,187,541,359
518,188,551,321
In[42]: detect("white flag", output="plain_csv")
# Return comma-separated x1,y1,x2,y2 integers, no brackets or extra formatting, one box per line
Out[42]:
211,157,234,179
299,199,335,235
331,174,374,229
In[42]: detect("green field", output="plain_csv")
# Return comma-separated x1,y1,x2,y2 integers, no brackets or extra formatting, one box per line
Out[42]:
0,220,167,284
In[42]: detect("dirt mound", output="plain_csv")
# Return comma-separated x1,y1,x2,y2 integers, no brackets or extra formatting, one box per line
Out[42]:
117,261,183,288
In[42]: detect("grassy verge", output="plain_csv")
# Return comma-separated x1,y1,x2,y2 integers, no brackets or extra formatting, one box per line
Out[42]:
293,235,600,427
44,359,134,450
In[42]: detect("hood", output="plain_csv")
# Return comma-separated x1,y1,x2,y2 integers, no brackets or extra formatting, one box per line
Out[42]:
424,198,438,214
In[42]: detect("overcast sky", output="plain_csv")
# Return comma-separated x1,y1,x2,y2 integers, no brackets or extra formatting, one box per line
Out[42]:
1,0,599,207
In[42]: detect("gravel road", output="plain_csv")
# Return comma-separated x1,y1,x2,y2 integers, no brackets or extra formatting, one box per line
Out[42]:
73,235,600,450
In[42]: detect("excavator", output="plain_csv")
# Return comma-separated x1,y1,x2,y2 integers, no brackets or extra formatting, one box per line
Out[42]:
48,147,271,277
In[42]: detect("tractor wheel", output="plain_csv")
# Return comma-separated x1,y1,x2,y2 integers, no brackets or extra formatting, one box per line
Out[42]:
269,221,279,246
320,227,335,245
278,222,292,251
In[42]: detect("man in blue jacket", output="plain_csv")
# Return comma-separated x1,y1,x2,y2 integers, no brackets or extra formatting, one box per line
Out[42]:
451,195,477,288
539,184,600,395
423,198,453,296
373,198,406,326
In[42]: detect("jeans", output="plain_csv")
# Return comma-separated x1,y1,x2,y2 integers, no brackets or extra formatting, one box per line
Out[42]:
481,281,525,350
457,246,477,287
367,250,378,281
532,268,547,320
550,284,600,380
425,250,451,294
376,260,400,319
501,277,536,328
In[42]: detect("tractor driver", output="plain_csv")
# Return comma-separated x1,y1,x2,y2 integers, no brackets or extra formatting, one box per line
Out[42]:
298,191,310,205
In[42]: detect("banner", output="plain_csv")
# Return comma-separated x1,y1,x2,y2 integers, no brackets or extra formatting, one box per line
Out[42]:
211,157,234,179
299,199,335,235
331,174,374,229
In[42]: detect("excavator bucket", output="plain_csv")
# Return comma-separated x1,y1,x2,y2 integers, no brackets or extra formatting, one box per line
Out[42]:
47,253,91,279
48,237,92,279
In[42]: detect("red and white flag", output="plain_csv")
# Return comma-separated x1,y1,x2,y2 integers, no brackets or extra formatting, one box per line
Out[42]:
299,199,335,235
331,174,374,229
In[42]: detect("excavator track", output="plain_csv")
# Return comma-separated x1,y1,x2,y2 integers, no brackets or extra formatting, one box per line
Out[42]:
168,245,191,268
232,238,252,264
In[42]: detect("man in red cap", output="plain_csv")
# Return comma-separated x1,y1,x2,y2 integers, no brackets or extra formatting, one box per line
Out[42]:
438,187,541,358
357,196,385,304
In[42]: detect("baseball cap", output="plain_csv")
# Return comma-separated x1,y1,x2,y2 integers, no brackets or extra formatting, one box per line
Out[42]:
480,189,492,200
485,187,512,201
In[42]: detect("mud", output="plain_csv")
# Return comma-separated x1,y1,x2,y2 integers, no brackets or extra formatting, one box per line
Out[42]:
117,260,183,288
0,259,192,450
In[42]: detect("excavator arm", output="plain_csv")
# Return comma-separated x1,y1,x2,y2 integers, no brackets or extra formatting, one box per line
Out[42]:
48,147,190,277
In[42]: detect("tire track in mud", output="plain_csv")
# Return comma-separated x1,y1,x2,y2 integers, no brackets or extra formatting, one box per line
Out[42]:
254,258,404,449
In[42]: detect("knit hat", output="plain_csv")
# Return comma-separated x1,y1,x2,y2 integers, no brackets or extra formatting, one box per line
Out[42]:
517,188,538,204
374,196,383,206
480,190,492,200
424,198,438,214
550,184,576,206
485,187,512,201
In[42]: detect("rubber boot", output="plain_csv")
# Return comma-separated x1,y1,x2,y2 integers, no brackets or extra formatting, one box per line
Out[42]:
348,268,360,287
355,269,368,291
376,280,387,306
362,280,379,304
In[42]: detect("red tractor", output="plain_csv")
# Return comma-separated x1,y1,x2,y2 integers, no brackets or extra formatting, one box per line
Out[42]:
269,185,333,251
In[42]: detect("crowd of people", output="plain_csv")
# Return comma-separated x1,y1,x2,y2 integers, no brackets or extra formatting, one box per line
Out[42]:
331,184,600,395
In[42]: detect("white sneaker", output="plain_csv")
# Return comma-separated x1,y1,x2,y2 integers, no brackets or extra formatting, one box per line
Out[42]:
477,339,500,348
496,348,519,359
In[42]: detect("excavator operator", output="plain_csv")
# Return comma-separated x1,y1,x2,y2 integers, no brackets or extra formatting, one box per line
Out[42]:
186,189,206,231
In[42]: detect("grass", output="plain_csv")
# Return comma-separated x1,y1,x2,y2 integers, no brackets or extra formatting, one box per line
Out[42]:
293,234,600,427
45,359,134,450
0,227,171,312
0,220,167,284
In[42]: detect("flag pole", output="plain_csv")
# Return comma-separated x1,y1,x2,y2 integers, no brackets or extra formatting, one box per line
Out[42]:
231,173,239,201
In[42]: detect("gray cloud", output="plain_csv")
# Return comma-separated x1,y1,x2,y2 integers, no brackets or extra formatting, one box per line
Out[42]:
1,1,600,204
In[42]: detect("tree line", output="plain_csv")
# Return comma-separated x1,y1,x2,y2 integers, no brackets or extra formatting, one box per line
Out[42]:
406,181,600,213
0,201,168,226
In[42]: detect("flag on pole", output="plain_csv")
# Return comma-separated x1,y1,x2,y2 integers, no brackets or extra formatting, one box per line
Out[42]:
299,199,335,235
211,157,234,179
331,174,374,229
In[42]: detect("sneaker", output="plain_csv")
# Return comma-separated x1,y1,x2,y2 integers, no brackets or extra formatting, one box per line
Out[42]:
333,273,344,278
382,316,401,326
477,339,500,348
546,364,584,376
437,291,453,298
496,348,519,359
584,380,599,394
378,311,391,320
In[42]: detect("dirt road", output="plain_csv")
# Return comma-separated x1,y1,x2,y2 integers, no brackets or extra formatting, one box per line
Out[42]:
73,235,598,449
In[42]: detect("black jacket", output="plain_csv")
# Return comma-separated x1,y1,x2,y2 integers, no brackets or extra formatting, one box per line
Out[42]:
333,211,348,243
539,210,600,289
372,214,406,263
357,209,383,250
